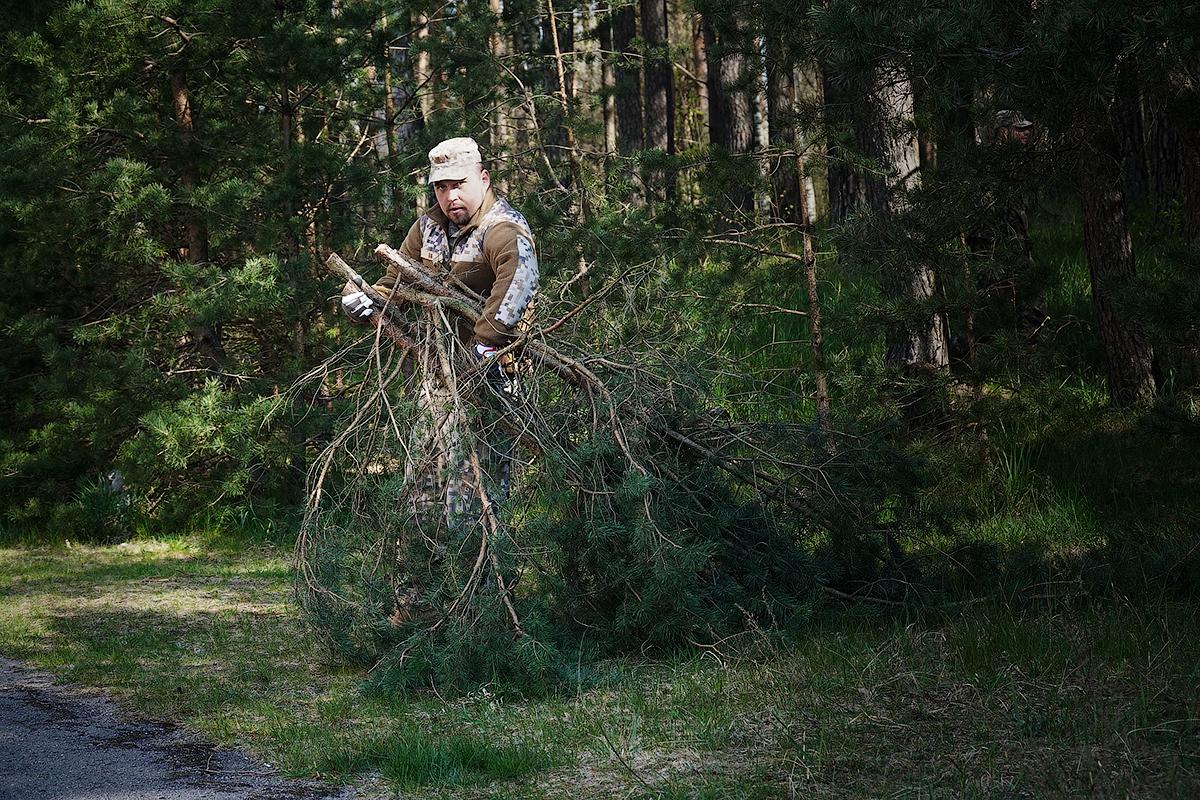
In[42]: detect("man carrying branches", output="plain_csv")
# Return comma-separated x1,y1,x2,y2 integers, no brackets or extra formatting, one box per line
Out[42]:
341,136,538,358
338,137,538,626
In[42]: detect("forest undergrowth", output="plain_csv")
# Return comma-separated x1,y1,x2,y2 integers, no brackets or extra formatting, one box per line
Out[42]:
3,2,1199,792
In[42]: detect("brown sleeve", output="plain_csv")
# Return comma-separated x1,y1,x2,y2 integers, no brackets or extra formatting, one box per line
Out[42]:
477,222,538,345
372,219,424,300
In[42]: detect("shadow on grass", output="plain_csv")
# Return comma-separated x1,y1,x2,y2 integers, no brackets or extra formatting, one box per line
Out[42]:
22,605,556,790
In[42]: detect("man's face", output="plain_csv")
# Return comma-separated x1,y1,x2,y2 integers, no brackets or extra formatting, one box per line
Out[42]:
434,166,489,225
1000,124,1033,146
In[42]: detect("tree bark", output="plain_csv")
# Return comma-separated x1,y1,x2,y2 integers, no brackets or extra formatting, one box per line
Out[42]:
599,8,617,153
1115,64,1149,204
872,69,947,372
821,66,868,224
545,0,584,211
1079,131,1156,406
488,0,512,188
703,13,754,217
640,0,673,154
1146,93,1184,218
612,3,642,154
689,13,709,148
797,151,832,444
169,68,224,367
413,11,436,126
765,31,801,224
640,0,674,202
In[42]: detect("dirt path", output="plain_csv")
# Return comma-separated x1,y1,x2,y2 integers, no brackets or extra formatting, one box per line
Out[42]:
0,657,357,800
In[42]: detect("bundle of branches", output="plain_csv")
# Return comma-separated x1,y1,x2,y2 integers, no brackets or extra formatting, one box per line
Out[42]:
292,245,893,691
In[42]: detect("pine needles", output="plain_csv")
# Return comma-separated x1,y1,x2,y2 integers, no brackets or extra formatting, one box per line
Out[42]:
289,247,836,691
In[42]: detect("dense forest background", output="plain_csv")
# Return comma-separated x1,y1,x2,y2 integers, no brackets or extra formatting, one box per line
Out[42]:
2,0,1199,671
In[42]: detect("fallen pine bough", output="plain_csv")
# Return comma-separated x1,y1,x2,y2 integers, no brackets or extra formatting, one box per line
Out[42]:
290,246,899,690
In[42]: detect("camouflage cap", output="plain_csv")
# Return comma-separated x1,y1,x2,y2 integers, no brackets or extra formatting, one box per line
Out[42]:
995,109,1033,129
427,137,482,183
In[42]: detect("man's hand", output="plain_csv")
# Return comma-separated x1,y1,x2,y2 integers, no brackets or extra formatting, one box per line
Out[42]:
341,281,378,323
474,340,519,397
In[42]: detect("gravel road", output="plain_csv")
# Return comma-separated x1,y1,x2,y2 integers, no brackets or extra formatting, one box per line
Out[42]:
0,657,358,800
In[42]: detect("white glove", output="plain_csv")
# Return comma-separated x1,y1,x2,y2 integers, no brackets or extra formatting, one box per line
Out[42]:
341,291,376,321
474,341,498,360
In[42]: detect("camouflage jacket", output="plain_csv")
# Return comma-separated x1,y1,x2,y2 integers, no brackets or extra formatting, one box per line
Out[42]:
375,189,538,346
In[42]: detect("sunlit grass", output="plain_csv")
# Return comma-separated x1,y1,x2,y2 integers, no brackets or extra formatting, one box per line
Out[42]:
1,535,1198,797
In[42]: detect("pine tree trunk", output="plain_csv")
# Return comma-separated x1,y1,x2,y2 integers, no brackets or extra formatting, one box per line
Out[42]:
874,74,921,201
913,82,936,174
379,13,402,210
821,66,868,224
1115,65,1149,204
488,0,513,185
599,8,617,153
1170,91,1200,245
544,0,575,104
883,265,948,371
640,0,674,203
765,31,801,224
545,0,584,208
1184,138,1200,246
414,13,432,124
689,14,709,149
170,71,208,266
1079,131,1156,406
612,4,642,154
641,0,673,154
703,14,753,217
1146,93,1184,217
873,70,947,372
169,68,224,367
798,152,833,443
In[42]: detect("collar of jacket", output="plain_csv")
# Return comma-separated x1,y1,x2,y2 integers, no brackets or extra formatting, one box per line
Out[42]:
426,187,497,238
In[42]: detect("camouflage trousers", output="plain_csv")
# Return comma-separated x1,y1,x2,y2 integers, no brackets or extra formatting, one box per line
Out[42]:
387,364,515,624
403,370,513,534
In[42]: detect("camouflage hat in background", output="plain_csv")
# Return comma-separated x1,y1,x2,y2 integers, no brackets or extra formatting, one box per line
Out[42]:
995,109,1033,129
427,137,482,183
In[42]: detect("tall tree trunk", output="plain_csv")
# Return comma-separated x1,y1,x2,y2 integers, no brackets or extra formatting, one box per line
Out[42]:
1079,130,1156,406
913,82,936,174
1183,135,1200,247
797,150,833,444
703,14,754,218
689,13,709,149
873,69,947,372
1115,65,1149,204
546,0,584,209
640,0,673,154
379,13,401,210
170,71,208,267
821,66,868,224
413,11,436,125
612,3,642,154
873,74,921,202
488,0,512,190
169,68,224,367
599,8,617,153
414,10,435,214
765,30,801,224
1146,93,1184,218
1165,84,1200,245
640,0,674,202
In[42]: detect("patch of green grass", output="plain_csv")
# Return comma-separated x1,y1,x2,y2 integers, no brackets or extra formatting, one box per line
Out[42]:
1,536,1198,798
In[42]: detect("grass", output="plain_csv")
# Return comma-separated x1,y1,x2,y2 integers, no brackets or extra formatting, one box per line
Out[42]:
1,532,1198,798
